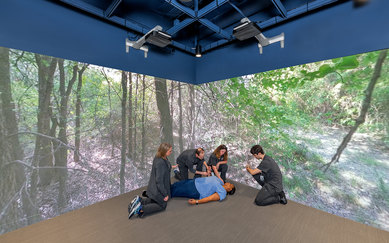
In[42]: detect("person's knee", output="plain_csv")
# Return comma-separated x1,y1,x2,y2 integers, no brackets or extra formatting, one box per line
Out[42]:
221,164,228,172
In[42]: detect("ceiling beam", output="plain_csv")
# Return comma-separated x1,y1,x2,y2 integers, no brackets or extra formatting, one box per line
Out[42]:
59,0,195,54
165,0,229,18
198,0,229,18
165,0,232,43
166,18,196,35
270,0,287,18
198,19,232,39
164,0,196,18
105,0,122,18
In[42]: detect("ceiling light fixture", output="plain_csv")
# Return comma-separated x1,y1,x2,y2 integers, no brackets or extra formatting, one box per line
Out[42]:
195,45,202,57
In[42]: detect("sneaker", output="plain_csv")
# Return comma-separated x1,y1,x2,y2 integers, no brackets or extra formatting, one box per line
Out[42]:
279,191,287,205
128,202,142,219
128,196,141,215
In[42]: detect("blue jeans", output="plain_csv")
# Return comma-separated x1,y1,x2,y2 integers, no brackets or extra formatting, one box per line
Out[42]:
171,179,200,199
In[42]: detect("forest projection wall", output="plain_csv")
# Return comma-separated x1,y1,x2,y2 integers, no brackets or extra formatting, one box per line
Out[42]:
0,46,388,235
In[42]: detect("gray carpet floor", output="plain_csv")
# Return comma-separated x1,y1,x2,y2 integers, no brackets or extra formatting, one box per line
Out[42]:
1,181,388,243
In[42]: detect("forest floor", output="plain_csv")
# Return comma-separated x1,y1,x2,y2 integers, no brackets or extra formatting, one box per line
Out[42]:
291,126,389,231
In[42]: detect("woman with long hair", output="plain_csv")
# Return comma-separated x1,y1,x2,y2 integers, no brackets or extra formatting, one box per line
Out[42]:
128,143,173,218
206,144,228,183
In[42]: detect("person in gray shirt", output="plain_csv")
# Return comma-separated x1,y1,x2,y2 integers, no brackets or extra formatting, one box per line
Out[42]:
245,145,287,206
128,143,173,219
207,144,229,183
175,148,210,180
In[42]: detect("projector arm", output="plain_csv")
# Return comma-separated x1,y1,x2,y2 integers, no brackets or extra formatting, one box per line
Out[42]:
125,25,163,58
255,32,284,54
237,17,284,55
126,38,149,58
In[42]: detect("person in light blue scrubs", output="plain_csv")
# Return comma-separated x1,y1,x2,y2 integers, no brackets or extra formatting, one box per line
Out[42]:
171,176,235,205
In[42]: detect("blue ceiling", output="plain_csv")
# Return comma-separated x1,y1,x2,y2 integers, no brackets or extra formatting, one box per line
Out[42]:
1,0,388,84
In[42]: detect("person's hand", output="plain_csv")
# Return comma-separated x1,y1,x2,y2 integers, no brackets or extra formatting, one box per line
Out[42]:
207,170,211,176
172,165,178,169
245,165,250,171
188,199,196,205
164,196,169,201
216,163,220,170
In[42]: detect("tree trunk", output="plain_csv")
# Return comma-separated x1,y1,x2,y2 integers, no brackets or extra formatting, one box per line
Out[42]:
0,47,24,234
33,54,57,187
120,71,127,194
323,49,388,172
170,81,174,118
128,72,133,159
74,65,87,162
0,47,24,162
133,74,139,163
106,74,115,157
141,75,146,166
188,84,196,148
178,82,184,153
154,77,175,161
0,99,20,234
29,54,57,224
55,59,78,211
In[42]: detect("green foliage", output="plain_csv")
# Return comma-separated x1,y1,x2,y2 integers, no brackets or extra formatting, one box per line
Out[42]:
217,77,292,137
333,56,360,70
377,177,389,204
313,169,326,181
357,153,380,167
333,189,357,205
283,175,312,198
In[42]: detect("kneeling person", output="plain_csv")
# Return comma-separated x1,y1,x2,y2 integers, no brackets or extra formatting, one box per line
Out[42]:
171,176,235,205
207,145,229,183
246,145,287,206
128,143,173,219
175,148,209,180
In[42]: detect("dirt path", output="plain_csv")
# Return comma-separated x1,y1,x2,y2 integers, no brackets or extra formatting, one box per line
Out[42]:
294,126,389,231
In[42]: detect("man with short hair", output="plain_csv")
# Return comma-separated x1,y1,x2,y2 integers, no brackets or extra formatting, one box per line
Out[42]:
171,176,236,205
246,145,287,206
175,148,210,180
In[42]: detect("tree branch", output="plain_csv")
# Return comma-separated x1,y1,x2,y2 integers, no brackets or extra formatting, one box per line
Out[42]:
322,50,387,172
